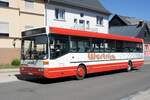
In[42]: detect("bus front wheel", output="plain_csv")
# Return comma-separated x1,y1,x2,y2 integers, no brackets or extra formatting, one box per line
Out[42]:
76,65,86,80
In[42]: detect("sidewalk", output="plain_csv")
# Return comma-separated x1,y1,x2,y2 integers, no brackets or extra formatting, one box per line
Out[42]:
0,70,19,83
0,68,19,83
0,68,19,73
128,89,150,100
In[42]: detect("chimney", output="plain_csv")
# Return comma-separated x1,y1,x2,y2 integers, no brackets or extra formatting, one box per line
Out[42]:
137,20,144,27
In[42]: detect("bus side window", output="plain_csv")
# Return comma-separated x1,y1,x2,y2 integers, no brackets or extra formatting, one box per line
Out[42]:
85,41,90,52
124,48,130,52
50,35,70,59
94,43,100,52
50,39,53,44
116,41,124,52
78,41,86,53
123,42,129,52
91,39,104,53
99,40,105,52
136,43,143,52
70,40,78,53
104,42,111,52
70,37,90,53
104,40,112,52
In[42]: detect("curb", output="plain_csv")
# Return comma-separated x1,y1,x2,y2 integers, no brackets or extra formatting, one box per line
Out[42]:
144,61,150,65
0,68,19,73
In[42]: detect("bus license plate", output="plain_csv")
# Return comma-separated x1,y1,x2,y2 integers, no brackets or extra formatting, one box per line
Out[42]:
28,72,33,75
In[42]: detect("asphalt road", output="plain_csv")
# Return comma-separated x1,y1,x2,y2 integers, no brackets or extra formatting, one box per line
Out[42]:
0,64,150,100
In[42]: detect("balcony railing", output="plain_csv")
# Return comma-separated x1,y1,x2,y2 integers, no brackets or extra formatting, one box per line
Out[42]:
71,25,98,32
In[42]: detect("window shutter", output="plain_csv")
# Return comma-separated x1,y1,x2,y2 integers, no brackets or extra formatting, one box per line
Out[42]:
0,22,9,34
0,0,9,2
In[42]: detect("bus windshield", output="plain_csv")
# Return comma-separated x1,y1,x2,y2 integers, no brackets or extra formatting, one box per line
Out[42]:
21,34,48,60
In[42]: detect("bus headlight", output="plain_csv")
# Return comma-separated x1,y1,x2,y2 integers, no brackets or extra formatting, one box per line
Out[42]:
21,67,25,71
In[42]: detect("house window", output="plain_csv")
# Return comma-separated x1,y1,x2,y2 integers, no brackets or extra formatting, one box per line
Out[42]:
96,16,103,25
55,8,65,20
0,0,9,7
86,21,90,29
74,19,78,28
74,19,77,24
80,13,84,17
0,22,9,37
25,0,34,10
79,20,85,30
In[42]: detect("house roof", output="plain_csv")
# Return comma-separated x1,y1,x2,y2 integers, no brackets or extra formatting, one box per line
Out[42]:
116,15,142,25
116,15,150,30
114,15,150,28
146,21,150,29
48,0,111,15
109,25,143,37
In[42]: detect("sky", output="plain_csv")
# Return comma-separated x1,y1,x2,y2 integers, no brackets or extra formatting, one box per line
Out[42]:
100,0,150,21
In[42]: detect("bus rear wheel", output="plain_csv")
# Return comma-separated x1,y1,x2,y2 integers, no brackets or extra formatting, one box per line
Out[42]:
76,65,86,80
127,61,132,72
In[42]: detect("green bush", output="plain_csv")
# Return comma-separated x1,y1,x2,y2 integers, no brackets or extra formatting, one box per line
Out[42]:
11,58,20,66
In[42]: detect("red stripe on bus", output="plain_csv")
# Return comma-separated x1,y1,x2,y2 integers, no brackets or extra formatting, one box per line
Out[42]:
49,27,143,43
133,61,144,69
20,60,144,78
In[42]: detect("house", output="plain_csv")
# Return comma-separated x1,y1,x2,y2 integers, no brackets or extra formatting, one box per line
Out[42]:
110,14,150,30
0,0,110,64
109,14,150,60
146,22,150,31
0,0,45,64
46,0,111,33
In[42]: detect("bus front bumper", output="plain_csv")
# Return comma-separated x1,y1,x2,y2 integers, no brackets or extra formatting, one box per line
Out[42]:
20,66,45,78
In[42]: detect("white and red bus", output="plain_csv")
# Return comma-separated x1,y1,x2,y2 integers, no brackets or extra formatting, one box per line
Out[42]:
20,27,144,80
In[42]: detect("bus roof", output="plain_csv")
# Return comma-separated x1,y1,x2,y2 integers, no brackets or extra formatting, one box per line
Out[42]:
49,27,143,43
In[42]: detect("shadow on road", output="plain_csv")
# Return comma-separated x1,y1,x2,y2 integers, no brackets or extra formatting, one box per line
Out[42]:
15,74,76,84
86,69,128,79
15,69,138,84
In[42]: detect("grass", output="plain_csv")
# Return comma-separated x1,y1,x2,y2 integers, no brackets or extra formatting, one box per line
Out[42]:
0,64,20,69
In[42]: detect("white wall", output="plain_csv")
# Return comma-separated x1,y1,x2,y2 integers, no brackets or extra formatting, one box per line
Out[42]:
46,4,109,33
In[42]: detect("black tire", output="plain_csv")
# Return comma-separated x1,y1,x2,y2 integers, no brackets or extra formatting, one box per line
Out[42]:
127,61,132,72
76,65,86,80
